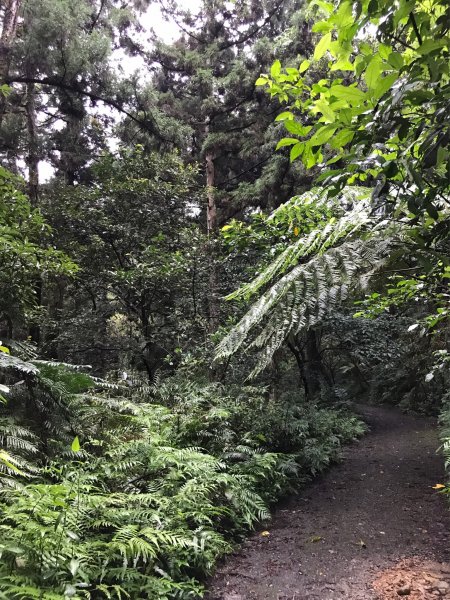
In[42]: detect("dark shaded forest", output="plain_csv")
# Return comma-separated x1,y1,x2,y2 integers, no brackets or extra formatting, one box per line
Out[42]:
0,0,449,598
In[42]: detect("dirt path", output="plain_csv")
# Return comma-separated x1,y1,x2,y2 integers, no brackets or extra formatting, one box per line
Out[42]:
207,405,450,599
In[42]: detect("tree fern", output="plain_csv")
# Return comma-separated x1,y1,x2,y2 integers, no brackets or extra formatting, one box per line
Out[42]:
227,186,373,302
217,226,402,376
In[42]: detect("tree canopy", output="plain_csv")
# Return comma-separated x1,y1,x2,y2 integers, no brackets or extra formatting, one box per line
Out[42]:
0,0,449,597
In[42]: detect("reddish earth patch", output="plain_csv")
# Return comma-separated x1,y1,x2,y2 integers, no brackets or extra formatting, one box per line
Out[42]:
206,405,450,600
373,557,450,598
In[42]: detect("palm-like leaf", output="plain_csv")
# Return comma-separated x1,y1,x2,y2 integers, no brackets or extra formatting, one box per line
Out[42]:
217,187,405,376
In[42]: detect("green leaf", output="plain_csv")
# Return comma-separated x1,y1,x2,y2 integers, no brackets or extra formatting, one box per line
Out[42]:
333,1,354,27
372,73,398,99
312,21,333,33
275,111,294,122
331,58,354,71
309,125,338,145
270,60,282,77
365,55,384,89
330,84,366,103
290,143,304,161
437,145,447,167
312,0,334,14
285,120,312,135
378,43,392,60
329,128,354,148
276,138,301,149
255,76,268,86
71,436,81,452
313,98,336,122
387,52,403,70
416,39,448,55
314,32,332,61
299,59,311,73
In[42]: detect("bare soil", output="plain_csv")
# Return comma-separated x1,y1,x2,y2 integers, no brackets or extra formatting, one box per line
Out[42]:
206,405,450,600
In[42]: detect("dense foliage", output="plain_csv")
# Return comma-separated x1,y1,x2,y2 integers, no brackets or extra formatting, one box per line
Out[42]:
0,0,449,597
0,350,364,598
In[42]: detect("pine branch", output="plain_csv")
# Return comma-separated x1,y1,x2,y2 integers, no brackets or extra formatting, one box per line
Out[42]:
4,75,167,139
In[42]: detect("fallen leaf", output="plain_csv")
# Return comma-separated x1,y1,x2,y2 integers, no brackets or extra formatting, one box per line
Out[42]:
432,484,446,489
260,530,270,537
308,535,323,543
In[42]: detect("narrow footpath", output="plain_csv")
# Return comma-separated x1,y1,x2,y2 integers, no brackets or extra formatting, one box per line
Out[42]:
207,405,450,599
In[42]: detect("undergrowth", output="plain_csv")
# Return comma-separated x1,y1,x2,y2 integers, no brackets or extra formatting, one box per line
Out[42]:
0,353,364,599
439,388,450,505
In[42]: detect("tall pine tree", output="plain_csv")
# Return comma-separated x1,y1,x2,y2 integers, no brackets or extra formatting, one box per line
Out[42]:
135,0,315,333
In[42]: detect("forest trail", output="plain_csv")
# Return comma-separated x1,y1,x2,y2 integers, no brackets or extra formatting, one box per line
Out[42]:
207,405,450,600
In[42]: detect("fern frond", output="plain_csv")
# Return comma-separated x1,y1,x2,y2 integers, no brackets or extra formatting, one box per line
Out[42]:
217,230,401,376
33,360,92,371
0,354,39,376
227,186,372,301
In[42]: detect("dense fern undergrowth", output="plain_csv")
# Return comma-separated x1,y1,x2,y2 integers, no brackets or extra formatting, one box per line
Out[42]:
0,348,364,600
439,393,450,507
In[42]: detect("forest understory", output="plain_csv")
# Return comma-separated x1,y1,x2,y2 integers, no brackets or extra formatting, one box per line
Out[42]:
208,404,450,600
0,0,449,598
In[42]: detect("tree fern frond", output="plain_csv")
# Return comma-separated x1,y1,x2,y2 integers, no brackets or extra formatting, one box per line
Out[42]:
0,354,39,377
33,360,92,371
217,230,401,376
227,186,372,301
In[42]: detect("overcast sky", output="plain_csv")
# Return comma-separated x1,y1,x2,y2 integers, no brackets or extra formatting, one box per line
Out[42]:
38,0,201,182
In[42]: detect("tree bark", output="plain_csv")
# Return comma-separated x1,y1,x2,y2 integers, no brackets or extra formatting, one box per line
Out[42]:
24,68,43,344
0,0,21,122
205,148,219,334
206,151,217,235
305,328,333,398
25,81,39,203
287,335,310,399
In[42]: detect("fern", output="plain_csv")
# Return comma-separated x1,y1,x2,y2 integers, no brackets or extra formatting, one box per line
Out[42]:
228,186,373,302
0,352,39,376
217,228,401,376
0,359,365,599
0,419,39,484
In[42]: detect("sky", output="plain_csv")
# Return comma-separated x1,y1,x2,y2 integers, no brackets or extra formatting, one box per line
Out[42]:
38,0,201,182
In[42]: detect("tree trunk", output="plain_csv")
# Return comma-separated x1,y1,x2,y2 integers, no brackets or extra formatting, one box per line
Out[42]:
25,81,39,204
205,148,219,334
25,76,42,345
0,0,21,122
42,279,65,360
287,335,310,399
305,328,333,399
59,112,84,184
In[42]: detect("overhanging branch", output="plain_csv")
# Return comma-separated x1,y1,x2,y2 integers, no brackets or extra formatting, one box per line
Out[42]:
5,75,168,140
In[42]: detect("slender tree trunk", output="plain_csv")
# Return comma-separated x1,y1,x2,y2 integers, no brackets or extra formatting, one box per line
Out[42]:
205,148,219,334
305,328,333,398
269,350,282,402
25,81,39,204
0,0,21,123
206,151,216,235
287,336,310,399
24,74,43,345
42,280,65,359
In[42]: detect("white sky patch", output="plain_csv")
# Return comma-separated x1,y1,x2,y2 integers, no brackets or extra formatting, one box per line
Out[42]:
39,0,201,183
